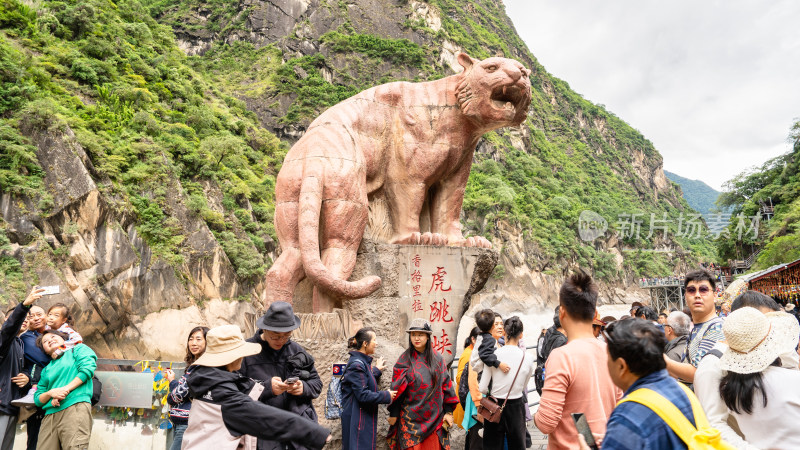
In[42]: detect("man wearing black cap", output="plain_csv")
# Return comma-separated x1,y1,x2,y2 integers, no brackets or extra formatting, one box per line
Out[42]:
239,302,322,450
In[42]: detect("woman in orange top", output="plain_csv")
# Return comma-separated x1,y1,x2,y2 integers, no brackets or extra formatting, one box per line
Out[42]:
453,327,480,429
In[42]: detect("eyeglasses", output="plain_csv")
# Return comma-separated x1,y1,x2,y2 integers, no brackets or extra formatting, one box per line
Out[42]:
686,286,711,294
265,331,292,341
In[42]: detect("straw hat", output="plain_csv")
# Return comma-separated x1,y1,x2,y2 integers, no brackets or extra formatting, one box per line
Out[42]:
765,310,800,354
405,318,433,334
193,325,261,367
720,307,798,374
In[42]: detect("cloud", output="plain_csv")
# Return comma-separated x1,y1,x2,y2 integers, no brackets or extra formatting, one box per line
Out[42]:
505,0,800,190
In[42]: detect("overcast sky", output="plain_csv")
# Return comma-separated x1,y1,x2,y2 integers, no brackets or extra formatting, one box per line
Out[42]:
505,0,800,191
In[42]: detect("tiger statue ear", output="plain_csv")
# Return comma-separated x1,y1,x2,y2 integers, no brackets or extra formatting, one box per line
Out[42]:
457,52,478,71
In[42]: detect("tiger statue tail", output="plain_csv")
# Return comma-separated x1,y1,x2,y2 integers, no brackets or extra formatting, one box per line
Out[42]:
297,164,382,299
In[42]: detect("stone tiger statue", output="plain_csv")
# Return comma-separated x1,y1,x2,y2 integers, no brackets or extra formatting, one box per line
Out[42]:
266,52,532,312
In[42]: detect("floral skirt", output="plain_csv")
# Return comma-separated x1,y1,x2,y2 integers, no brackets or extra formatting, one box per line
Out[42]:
387,424,448,450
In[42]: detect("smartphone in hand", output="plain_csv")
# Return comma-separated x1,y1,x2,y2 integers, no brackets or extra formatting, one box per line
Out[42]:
284,377,299,385
572,413,599,450
39,286,60,296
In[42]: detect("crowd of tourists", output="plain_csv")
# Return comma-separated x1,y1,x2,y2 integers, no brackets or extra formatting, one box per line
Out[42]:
2,266,799,450
529,269,800,450
0,287,96,450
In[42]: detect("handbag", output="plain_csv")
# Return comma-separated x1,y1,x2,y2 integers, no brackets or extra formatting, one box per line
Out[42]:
478,352,525,423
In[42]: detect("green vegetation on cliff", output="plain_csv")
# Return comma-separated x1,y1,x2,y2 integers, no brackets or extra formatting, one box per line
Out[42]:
0,0,284,280
1,0,717,292
717,120,800,268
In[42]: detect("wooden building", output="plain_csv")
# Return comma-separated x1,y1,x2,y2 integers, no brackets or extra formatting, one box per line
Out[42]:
746,258,800,306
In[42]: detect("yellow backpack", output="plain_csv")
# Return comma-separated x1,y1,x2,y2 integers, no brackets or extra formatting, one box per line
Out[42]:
618,383,736,450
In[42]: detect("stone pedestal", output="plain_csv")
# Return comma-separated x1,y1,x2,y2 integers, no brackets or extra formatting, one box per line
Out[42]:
290,240,497,448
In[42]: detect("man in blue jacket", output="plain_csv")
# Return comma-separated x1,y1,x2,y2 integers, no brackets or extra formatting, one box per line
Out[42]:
0,287,45,450
20,299,51,450
593,319,698,450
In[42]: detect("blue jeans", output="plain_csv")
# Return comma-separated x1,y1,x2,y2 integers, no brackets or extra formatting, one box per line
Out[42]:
170,423,187,450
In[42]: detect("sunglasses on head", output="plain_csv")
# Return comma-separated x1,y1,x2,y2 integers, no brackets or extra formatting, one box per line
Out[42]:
602,321,617,344
686,286,711,294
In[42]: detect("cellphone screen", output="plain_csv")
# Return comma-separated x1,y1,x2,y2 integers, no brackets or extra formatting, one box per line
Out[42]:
571,413,599,450
40,285,60,296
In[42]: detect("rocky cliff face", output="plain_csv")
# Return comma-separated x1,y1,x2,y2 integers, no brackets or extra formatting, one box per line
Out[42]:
0,0,712,363
151,0,701,305
1,120,258,360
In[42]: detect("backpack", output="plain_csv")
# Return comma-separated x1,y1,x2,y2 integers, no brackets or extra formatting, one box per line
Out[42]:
533,365,545,396
91,375,102,406
618,382,735,450
325,360,364,420
458,363,470,407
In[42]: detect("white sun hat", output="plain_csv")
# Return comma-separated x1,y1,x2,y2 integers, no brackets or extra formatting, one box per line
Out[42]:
720,307,799,374
765,310,800,368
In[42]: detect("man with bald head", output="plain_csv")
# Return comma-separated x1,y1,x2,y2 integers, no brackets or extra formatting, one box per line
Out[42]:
20,302,52,450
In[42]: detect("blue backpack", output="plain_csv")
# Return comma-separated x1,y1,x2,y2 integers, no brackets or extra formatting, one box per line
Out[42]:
325,360,365,419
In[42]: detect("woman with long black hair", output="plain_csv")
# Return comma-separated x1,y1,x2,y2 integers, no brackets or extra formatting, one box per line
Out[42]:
718,307,800,449
165,326,209,450
388,319,459,450
341,327,396,449
478,316,534,450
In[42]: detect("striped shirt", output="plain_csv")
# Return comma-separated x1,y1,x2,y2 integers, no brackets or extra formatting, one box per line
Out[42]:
684,317,724,367
601,369,695,450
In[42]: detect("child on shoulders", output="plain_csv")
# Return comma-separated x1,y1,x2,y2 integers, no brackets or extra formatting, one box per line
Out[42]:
470,309,510,374
45,303,82,357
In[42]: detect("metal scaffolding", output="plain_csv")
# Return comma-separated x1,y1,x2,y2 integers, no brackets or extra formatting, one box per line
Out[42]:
643,284,686,313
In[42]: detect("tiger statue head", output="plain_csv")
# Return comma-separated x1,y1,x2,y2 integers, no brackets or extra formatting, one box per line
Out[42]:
455,53,532,129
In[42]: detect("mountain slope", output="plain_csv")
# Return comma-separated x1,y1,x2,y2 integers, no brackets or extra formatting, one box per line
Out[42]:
716,121,800,268
0,0,716,358
664,170,722,216
145,0,716,276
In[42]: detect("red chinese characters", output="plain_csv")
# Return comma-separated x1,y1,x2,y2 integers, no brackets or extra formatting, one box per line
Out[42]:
411,270,422,283
411,255,423,312
429,299,453,323
432,329,453,355
428,267,452,293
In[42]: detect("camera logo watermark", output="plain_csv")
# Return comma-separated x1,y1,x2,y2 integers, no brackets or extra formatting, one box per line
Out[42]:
577,210,761,242
578,210,608,242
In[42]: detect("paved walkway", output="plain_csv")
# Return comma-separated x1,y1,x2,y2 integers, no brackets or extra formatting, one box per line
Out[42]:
527,422,548,449
527,391,548,449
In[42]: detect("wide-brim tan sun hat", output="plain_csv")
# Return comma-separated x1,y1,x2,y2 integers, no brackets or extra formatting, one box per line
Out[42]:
720,307,798,374
765,310,800,358
193,324,261,367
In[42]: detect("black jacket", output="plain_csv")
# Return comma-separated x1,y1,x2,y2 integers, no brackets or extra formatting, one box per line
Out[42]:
0,303,31,416
239,334,323,450
186,366,330,449
477,332,500,369
536,326,567,367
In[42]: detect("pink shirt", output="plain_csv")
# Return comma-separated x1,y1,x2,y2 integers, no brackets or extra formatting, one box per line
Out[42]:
534,338,622,450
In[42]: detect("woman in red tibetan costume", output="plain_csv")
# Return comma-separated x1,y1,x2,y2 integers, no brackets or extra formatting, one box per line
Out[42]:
387,318,459,450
